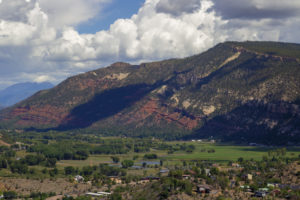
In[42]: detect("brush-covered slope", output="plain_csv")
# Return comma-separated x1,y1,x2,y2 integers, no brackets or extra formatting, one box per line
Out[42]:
1,41,300,144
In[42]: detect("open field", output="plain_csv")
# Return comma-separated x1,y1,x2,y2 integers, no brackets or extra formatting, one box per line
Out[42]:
56,141,300,169
165,143,300,162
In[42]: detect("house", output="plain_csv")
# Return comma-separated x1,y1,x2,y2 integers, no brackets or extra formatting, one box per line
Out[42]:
74,175,84,182
231,163,240,168
272,189,281,196
86,192,111,197
97,192,111,196
242,174,253,181
240,185,252,192
159,169,169,174
247,174,253,180
139,176,160,184
109,176,122,184
188,170,196,175
196,185,212,194
254,191,267,198
85,192,103,197
182,174,191,179
205,169,211,176
212,163,219,168
258,188,269,192
267,183,275,188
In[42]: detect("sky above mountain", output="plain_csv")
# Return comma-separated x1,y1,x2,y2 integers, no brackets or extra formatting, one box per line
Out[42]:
0,0,300,89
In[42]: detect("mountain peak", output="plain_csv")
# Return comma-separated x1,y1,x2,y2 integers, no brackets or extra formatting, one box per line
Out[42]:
110,62,132,68
1,41,300,144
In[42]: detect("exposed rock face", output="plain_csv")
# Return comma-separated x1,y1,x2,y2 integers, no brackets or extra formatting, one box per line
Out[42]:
0,41,300,143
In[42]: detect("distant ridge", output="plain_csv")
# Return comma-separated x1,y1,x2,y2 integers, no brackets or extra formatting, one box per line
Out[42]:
0,41,300,144
0,82,54,107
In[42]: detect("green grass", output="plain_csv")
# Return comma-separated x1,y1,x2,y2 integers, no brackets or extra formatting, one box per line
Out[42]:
166,142,300,162
56,152,152,169
165,144,266,162
56,142,300,170
2,141,300,178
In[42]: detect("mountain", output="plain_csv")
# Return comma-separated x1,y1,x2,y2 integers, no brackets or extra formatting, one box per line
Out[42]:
0,82,54,108
0,41,300,144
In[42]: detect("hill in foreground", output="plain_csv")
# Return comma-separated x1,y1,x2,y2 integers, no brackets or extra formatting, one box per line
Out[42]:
0,41,300,144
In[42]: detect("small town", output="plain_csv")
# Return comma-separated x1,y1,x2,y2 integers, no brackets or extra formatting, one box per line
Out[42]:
1,0,300,199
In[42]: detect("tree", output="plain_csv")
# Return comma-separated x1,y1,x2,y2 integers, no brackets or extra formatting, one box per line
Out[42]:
64,166,75,175
143,154,158,159
132,155,139,160
211,167,219,175
46,158,57,167
183,181,193,195
160,160,163,167
121,160,134,169
111,156,120,163
186,145,196,153
49,167,58,177
142,162,147,168
169,170,183,179
24,154,45,166
218,176,229,190
238,157,244,163
82,166,93,176
0,158,7,169
110,193,122,200
10,161,28,174
4,150,16,158
3,191,17,199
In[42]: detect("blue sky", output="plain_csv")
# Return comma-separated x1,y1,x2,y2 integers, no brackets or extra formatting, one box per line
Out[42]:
78,0,145,33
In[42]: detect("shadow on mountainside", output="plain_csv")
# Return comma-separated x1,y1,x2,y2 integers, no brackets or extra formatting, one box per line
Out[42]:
55,83,157,130
184,100,300,145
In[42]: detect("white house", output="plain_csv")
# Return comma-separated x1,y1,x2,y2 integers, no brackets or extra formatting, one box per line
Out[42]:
74,175,84,182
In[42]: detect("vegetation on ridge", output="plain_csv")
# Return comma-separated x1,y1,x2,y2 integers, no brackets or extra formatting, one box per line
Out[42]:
0,41,299,144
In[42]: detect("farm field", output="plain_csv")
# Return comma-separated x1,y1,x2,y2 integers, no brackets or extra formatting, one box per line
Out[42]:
56,141,300,169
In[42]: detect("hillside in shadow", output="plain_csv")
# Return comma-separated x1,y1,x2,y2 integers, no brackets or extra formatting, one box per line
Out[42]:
57,84,156,130
185,100,300,145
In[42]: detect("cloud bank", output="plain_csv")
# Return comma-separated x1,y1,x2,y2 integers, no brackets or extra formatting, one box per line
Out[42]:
0,0,300,88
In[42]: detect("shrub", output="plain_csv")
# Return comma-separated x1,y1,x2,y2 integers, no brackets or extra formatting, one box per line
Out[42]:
143,154,158,159
121,160,134,169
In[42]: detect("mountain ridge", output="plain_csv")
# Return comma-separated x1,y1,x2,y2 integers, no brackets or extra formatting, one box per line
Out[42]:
1,41,300,144
0,82,54,108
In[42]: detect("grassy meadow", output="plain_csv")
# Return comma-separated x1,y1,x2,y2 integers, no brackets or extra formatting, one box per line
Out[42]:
55,141,300,169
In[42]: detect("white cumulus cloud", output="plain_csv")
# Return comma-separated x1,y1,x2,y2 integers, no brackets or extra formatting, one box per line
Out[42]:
0,0,300,89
